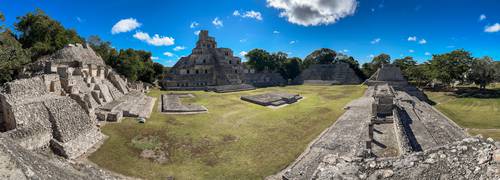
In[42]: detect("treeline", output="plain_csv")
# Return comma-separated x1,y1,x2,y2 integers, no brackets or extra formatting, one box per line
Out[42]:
244,48,365,80
244,48,500,89
0,9,165,85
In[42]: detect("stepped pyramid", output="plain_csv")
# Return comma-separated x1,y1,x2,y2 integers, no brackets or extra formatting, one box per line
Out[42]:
294,62,363,85
365,64,408,86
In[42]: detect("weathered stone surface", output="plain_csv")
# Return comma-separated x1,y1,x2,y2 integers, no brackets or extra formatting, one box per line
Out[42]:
161,93,207,113
365,64,408,86
294,63,363,85
241,92,302,107
0,134,123,180
311,137,499,180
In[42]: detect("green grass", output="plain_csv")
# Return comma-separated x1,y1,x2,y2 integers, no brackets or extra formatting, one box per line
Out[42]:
426,83,500,140
88,85,366,180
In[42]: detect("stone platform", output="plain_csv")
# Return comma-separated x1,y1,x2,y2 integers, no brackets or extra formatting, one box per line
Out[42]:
161,93,207,113
97,91,155,122
241,92,302,107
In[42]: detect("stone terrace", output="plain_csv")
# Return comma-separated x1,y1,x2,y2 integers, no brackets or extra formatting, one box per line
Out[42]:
161,93,207,113
241,92,302,107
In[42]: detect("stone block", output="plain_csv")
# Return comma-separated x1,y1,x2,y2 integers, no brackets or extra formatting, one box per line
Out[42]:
106,111,123,122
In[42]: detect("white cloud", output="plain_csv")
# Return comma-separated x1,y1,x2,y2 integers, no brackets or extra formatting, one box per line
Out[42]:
111,18,141,34
273,30,280,34
239,39,247,43
233,10,241,16
173,46,186,51
76,17,84,23
151,56,159,60
133,31,175,46
407,36,417,41
342,49,349,53
190,21,199,28
368,54,375,58
485,23,500,33
419,39,427,44
289,40,296,44
194,30,201,35
479,14,486,21
425,52,431,56
370,38,381,44
409,49,415,53
163,52,174,57
234,10,263,21
266,0,357,26
239,51,248,57
212,17,223,28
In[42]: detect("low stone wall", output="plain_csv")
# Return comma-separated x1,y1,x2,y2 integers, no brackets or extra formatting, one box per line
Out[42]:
161,94,207,113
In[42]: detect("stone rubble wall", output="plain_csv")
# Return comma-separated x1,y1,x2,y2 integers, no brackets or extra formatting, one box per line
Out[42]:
312,136,500,180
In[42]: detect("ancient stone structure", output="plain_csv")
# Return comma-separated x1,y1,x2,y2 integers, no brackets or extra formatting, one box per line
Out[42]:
277,65,472,179
241,92,302,107
294,63,363,85
161,93,207,113
161,30,285,92
0,134,124,179
0,44,155,159
365,64,408,87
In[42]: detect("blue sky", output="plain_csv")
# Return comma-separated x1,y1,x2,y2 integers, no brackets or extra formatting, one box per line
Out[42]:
1,0,499,66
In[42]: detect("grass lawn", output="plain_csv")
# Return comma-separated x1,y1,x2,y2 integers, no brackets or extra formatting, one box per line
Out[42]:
426,83,500,140
88,85,366,180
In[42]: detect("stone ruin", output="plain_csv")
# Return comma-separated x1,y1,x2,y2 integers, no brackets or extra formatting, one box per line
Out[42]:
293,62,363,85
0,43,155,159
241,92,302,107
273,65,498,179
161,30,286,92
161,93,207,113
365,64,408,87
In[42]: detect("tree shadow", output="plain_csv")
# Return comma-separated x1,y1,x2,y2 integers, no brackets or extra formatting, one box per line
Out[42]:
396,106,423,152
452,87,500,99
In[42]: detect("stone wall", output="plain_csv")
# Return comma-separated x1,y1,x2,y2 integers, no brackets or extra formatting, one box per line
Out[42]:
294,63,363,85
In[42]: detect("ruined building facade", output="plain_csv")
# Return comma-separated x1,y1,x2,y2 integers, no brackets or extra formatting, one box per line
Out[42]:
162,30,285,91
0,44,154,159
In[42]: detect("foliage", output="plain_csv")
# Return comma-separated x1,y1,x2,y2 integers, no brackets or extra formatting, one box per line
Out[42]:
393,56,417,79
245,49,303,80
427,49,473,86
0,31,31,84
14,9,84,60
303,48,336,68
282,57,302,80
467,56,495,89
494,61,500,82
0,12,5,31
88,35,163,83
245,49,272,72
361,53,391,77
335,55,365,79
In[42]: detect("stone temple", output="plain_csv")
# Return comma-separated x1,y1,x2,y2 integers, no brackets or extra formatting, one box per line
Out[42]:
0,43,155,159
161,30,286,92
294,62,363,85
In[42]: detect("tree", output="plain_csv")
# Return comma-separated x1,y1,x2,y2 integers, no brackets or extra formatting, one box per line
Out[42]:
0,12,5,31
0,30,31,84
494,61,500,82
153,62,165,79
303,48,337,68
282,57,302,80
428,49,473,86
393,56,417,79
362,53,391,78
245,49,271,72
87,35,117,65
15,9,84,60
467,56,495,90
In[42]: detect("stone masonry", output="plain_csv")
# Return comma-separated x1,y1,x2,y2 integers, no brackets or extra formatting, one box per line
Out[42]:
294,63,363,85
0,44,155,159
161,30,285,92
